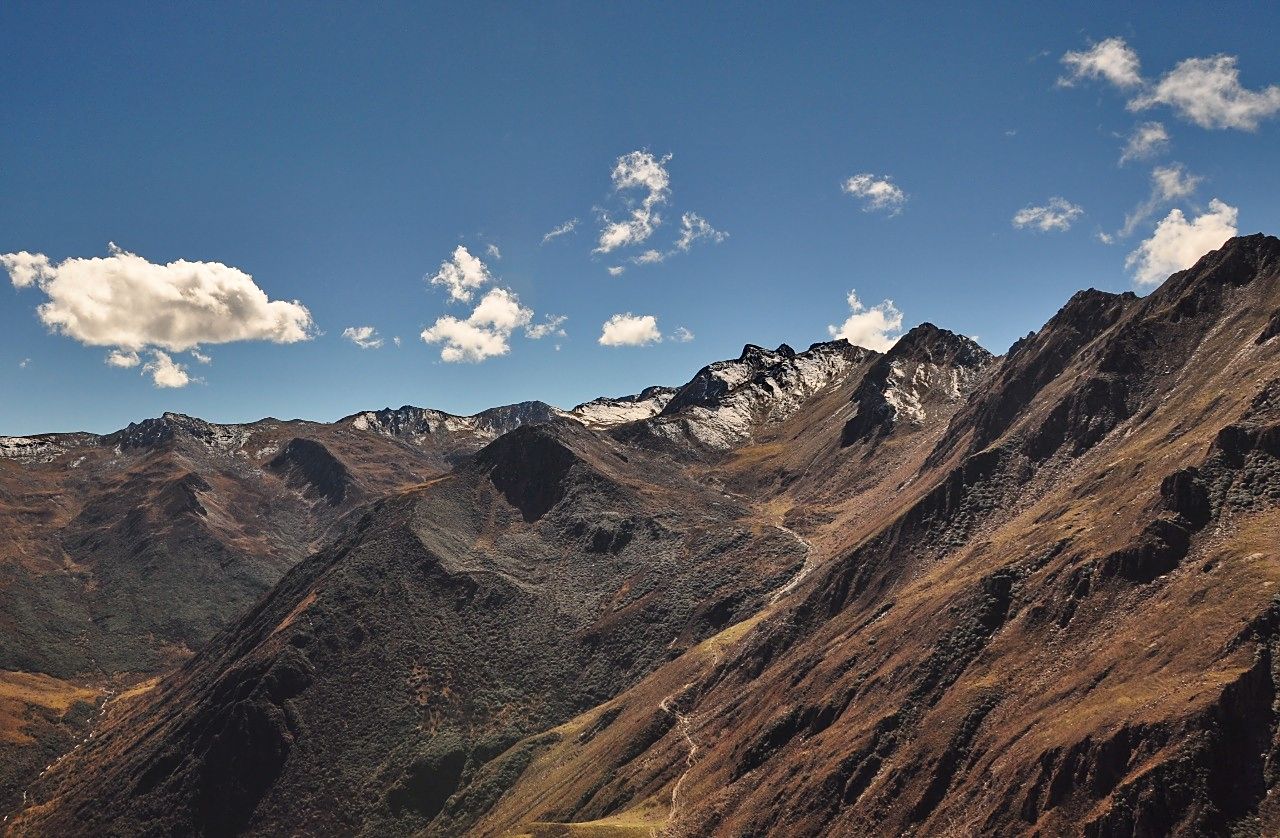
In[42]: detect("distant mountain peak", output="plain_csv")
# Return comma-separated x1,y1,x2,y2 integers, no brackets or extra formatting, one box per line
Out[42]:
886,323,992,368
842,324,993,446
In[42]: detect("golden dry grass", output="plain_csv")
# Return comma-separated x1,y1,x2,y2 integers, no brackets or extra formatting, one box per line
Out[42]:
0,671,99,744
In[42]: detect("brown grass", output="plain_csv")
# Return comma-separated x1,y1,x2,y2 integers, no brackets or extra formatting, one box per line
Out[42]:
0,671,99,744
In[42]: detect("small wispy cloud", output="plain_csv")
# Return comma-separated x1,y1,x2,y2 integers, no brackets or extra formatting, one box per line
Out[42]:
541,218,579,244
1012,197,1084,232
841,173,907,215
342,325,385,349
105,349,141,368
673,212,728,252
1058,37,1144,89
1113,163,1202,239
525,314,568,340
1119,121,1170,165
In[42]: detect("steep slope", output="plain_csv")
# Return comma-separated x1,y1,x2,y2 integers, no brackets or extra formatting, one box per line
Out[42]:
465,234,1280,837
8,422,808,837
0,408,510,817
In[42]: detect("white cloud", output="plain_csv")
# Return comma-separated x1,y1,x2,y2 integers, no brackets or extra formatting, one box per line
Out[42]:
468,286,532,331
421,287,533,362
1059,37,1143,89
595,151,672,254
1012,197,1084,232
1126,199,1238,287
1,251,52,288
1115,163,1203,238
19,358,30,369
393,336,402,347
1151,163,1201,201
541,218,578,244
599,313,661,347
105,349,141,368
427,245,493,302
827,291,903,352
607,266,625,277
525,314,567,340
674,212,728,252
841,173,907,214
627,212,728,266
671,326,694,343
486,244,502,260
1130,55,1280,131
143,350,191,388
1061,38,1280,132
1119,121,1169,165
190,348,212,364
1,244,314,354
342,325,384,349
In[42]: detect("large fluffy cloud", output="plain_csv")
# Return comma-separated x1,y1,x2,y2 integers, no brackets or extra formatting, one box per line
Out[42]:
421,287,533,362
1061,38,1280,131
841,173,907,214
827,291,903,352
1012,198,1084,232
598,313,661,347
595,151,672,254
427,245,494,302
1,244,313,388
1,244,314,353
1125,199,1238,287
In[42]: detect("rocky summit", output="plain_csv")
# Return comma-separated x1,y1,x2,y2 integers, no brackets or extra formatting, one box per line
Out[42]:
3,235,1280,837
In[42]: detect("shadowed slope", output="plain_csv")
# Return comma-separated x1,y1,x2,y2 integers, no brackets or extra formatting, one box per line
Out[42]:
8,422,809,836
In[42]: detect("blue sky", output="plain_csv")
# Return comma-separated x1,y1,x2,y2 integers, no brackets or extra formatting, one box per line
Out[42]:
2,3,1278,435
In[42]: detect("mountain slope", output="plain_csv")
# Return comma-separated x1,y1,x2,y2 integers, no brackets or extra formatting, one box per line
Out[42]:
7,422,810,836
465,234,1280,837
7,235,1280,837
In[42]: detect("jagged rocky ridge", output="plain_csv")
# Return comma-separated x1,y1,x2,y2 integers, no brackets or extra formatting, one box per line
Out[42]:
4,235,1280,837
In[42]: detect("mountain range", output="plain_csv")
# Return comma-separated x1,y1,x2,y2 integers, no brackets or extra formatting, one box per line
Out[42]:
3,234,1280,836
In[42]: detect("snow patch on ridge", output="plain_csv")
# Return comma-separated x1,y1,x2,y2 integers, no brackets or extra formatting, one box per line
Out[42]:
647,340,872,449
